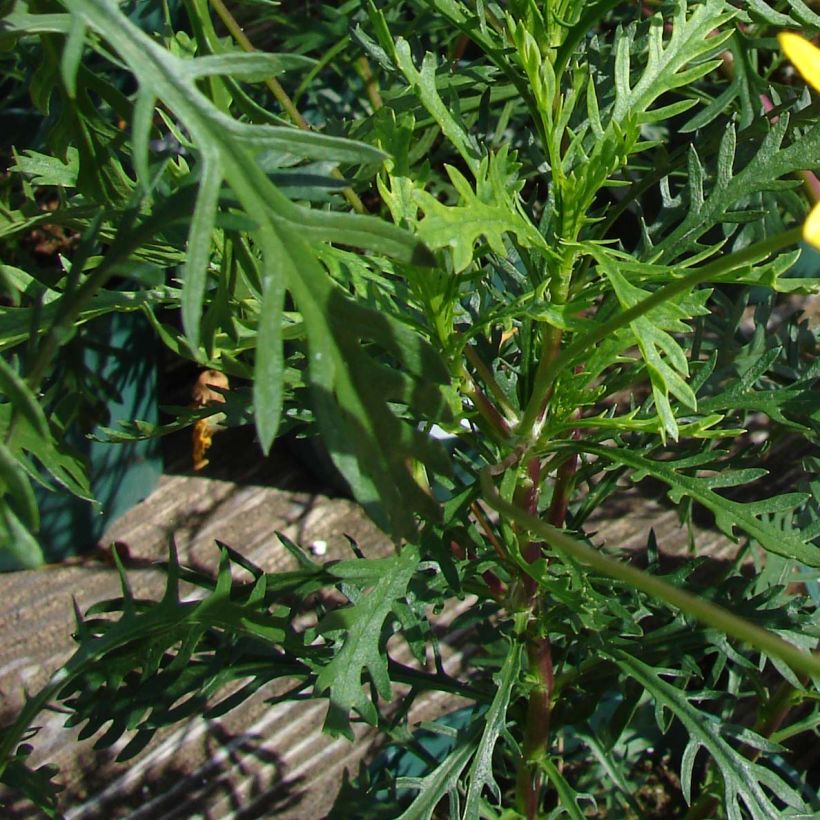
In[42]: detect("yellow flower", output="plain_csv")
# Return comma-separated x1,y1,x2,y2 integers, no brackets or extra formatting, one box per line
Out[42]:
807,198,820,247
779,33,820,92
778,32,820,248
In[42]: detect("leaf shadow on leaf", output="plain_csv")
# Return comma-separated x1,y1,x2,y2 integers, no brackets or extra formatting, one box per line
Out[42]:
304,285,453,542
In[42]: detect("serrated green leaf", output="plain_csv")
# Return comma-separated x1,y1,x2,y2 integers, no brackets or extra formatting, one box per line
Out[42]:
11,148,79,187
462,641,522,818
653,115,820,262
699,376,819,432
577,442,820,566
414,150,548,273
612,1,735,123
394,37,481,176
598,263,707,440
397,722,481,820
315,545,420,738
610,650,810,820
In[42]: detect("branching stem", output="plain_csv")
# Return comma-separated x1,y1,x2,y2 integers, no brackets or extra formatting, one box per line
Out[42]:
354,55,382,110
461,368,513,440
464,343,518,421
480,466,820,679
208,0,366,214
471,501,506,561
518,227,803,439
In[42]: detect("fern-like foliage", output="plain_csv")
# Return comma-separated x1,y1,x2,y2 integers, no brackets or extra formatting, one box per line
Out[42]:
648,115,820,261
0,0,457,540
2,0,820,816
610,650,811,820
0,539,460,802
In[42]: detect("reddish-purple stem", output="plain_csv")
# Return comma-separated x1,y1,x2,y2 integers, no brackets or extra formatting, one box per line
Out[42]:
517,635,554,819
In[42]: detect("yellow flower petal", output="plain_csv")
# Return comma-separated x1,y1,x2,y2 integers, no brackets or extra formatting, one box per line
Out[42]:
805,201,820,249
778,32,820,94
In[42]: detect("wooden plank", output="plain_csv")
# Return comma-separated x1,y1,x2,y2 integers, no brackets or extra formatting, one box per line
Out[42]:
6,434,793,816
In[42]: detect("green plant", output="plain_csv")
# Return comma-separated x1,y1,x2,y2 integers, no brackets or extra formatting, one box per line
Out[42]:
1,0,820,816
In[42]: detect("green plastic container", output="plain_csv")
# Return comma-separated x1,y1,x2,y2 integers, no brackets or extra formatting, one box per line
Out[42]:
29,312,162,566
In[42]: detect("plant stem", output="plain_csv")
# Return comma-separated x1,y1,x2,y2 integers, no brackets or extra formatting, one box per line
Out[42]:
388,659,491,702
529,323,563,431
208,0,366,215
509,459,555,818
464,343,518,421
547,452,577,527
515,416,577,818
461,368,513,440
517,635,554,819
518,227,804,440
354,55,382,110
521,243,573,438
513,457,543,602
480,467,820,679
471,501,506,561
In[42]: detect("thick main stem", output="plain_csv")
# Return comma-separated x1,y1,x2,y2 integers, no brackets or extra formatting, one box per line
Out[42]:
515,457,544,601
481,467,820,679
517,635,554,819
510,314,570,814
516,425,579,815
512,452,558,816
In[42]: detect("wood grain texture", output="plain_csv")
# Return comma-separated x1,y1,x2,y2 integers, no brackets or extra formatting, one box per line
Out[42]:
2,433,783,818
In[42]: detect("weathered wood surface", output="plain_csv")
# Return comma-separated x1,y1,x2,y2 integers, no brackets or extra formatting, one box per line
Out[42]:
0,439,475,819
0,426,783,818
